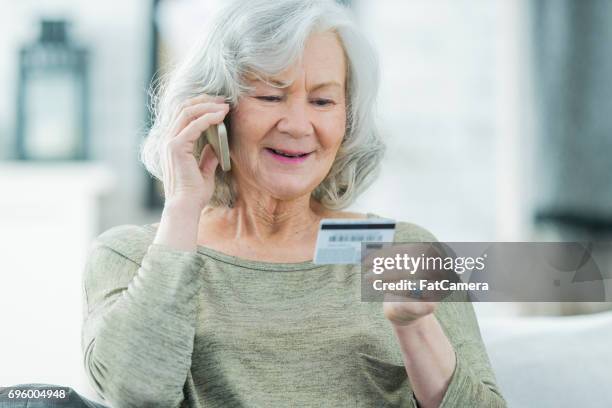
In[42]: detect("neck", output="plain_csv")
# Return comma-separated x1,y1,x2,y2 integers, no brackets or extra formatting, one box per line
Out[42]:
204,189,328,244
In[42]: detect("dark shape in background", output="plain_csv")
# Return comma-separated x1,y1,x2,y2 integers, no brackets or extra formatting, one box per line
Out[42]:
531,0,612,239
16,19,89,161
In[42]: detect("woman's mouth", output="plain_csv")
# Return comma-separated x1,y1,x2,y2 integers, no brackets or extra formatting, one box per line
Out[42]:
265,147,312,164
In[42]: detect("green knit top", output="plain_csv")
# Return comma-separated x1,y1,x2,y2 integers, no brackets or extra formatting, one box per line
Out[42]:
81,214,506,407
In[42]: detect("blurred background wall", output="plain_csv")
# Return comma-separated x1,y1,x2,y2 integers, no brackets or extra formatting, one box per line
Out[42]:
0,0,154,226
1,0,610,405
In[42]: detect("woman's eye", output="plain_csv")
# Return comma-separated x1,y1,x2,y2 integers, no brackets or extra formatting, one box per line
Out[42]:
255,96,334,106
312,99,333,106
257,96,282,102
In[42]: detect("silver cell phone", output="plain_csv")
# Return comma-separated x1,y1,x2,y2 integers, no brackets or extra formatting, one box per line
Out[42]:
196,122,231,172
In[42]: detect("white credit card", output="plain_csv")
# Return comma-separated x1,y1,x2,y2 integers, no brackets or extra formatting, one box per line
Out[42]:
313,218,396,264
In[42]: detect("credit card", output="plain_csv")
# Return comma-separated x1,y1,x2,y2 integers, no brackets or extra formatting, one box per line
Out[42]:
313,218,396,264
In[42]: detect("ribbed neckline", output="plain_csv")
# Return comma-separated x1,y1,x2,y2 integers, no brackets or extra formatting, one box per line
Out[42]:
141,212,382,272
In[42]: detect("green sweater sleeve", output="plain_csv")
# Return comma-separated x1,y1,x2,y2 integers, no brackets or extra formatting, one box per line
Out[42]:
394,221,507,407
436,299,507,407
81,225,203,408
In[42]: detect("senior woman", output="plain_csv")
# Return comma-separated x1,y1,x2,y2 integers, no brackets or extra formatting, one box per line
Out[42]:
82,0,506,407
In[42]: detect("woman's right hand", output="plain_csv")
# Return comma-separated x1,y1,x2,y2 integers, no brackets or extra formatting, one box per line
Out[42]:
160,94,230,210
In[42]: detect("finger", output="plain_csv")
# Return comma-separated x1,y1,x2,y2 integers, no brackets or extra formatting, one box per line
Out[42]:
168,93,226,135
383,292,418,303
383,294,437,320
198,144,219,178
171,94,226,118
384,296,438,316
175,109,229,145
169,102,229,138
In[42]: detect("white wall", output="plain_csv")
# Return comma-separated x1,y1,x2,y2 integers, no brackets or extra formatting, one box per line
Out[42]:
0,0,153,230
348,0,501,242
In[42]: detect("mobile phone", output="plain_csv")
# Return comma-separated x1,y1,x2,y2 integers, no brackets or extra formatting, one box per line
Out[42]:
197,122,231,172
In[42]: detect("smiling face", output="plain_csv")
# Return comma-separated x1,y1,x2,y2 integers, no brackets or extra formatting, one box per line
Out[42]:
228,31,347,202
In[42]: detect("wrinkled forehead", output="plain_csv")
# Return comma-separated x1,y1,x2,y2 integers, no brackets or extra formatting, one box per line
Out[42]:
243,31,348,90
243,68,347,96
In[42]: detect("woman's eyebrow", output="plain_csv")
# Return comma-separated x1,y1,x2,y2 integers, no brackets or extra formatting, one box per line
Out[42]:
255,79,343,91
309,81,343,91
254,78,290,88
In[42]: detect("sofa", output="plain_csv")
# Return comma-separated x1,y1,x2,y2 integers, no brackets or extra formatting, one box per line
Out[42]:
479,310,612,408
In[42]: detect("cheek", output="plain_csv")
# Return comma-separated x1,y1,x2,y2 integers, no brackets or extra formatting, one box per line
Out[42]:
231,100,277,136
229,107,261,154
321,112,346,151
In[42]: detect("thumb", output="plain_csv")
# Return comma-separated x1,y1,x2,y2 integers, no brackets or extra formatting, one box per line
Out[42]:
199,144,219,179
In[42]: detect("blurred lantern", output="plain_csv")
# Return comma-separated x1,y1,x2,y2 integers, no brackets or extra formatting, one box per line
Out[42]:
16,19,89,160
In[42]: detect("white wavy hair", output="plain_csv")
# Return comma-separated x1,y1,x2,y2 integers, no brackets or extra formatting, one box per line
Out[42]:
140,0,384,209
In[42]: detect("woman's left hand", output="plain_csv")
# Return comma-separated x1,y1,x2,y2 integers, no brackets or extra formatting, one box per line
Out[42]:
382,294,437,326
362,242,454,326
364,266,440,326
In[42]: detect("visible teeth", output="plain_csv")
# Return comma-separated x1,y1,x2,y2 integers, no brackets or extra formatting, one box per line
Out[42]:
272,149,302,157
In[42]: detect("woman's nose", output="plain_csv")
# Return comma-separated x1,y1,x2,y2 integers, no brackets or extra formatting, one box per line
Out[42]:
276,100,314,138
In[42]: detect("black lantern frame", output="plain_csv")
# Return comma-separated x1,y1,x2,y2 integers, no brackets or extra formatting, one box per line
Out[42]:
16,19,89,161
